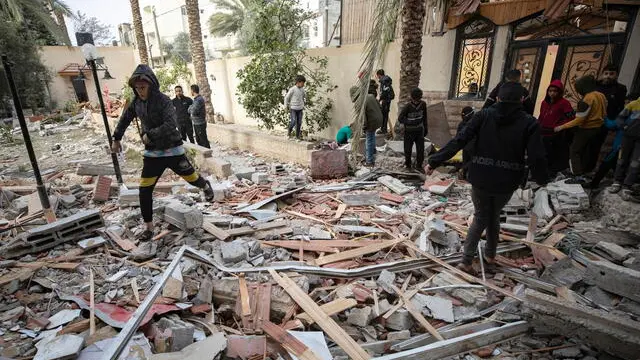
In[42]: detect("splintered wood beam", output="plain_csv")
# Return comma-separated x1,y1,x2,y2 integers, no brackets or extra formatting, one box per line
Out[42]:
261,320,322,360
268,269,371,360
296,298,358,325
313,238,405,266
390,284,443,341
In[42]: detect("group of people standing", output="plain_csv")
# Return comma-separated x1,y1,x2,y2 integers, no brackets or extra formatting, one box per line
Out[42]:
171,84,210,149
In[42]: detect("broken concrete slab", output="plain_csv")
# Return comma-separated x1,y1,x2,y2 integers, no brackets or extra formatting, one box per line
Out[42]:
585,260,640,303
164,201,203,230
182,142,213,158
76,163,116,176
339,193,381,206
251,172,270,185
426,216,447,246
593,241,631,263
384,309,414,331
78,236,107,250
387,330,411,341
309,226,332,240
412,294,454,323
156,315,195,352
583,286,616,308
378,175,412,195
195,276,214,305
547,180,589,213
347,306,373,327
34,334,84,360
234,167,257,181
118,189,139,207
162,265,183,300
221,240,247,264
540,257,585,288
149,332,226,360
376,270,396,294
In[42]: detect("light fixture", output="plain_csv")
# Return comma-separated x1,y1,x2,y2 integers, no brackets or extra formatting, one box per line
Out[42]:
103,69,114,80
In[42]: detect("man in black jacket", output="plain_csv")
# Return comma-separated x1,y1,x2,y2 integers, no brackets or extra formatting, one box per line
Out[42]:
376,69,395,134
189,84,210,148
398,88,428,171
172,85,194,143
483,69,534,115
426,83,547,274
112,65,214,240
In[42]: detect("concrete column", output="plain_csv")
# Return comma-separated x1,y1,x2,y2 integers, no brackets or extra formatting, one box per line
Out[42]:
619,11,640,90
487,25,511,93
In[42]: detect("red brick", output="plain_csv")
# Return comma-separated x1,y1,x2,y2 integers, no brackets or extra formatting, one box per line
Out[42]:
92,175,112,202
310,149,348,179
380,192,405,204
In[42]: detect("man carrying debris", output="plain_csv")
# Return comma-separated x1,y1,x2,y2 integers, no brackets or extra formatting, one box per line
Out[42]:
426,83,548,274
171,85,194,144
189,84,211,148
112,65,215,240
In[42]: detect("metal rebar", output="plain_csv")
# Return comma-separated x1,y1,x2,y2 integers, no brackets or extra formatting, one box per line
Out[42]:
88,59,123,184
1,55,56,223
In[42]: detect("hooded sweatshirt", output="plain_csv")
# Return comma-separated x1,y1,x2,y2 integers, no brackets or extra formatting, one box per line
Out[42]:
379,75,394,102
114,65,183,152
350,85,383,131
557,76,606,131
537,80,575,136
597,80,627,120
428,102,548,193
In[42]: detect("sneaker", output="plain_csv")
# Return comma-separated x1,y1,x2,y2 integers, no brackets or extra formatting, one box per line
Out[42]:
137,229,154,242
620,189,640,203
203,181,215,202
415,166,425,174
456,263,476,276
607,182,622,194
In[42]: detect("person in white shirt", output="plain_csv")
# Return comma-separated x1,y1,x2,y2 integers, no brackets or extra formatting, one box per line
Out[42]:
284,75,306,139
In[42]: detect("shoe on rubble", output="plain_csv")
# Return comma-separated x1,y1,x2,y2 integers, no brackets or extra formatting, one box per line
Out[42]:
608,182,622,194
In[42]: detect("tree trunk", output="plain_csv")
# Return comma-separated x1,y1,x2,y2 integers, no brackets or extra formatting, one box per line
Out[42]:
186,0,215,123
130,0,149,64
398,0,426,105
53,10,71,45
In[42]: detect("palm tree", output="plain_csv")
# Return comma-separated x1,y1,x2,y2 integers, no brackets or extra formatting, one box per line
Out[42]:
129,0,149,64
398,0,427,104
208,0,251,37
186,0,216,123
47,0,75,45
0,0,71,44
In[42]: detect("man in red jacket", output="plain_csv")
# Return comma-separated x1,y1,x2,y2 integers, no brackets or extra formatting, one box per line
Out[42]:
537,80,575,176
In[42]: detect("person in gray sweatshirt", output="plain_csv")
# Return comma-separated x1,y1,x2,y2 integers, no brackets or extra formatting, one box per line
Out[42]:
284,75,306,139
188,84,210,148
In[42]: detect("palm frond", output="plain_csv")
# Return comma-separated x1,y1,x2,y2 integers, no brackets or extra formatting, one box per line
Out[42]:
350,0,402,162
50,0,74,18
0,0,26,21
210,0,244,12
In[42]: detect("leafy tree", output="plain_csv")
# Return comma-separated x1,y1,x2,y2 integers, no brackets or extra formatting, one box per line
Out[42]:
121,57,193,101
0,18,52,114
73,11,113,45
207,0,250,37
166,32,192,62
0,0,70,44
236,0,334,135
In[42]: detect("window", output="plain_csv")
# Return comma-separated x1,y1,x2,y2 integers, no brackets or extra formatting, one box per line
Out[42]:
451,18,495,99
181,6,186,15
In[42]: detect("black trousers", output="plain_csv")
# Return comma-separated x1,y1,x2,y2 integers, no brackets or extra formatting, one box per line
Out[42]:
570,127,601,176
380,101,391,133
614,136,640,187
194,124,210,148
178,120,194,143
542,133,570,175
139,155,207,223
404,126,425,168
462,187,513,265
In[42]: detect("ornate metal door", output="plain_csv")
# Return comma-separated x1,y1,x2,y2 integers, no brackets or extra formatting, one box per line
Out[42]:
507,42,546,103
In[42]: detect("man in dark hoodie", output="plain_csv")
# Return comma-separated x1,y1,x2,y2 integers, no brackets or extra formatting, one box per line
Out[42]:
426,83,547,274
113,65,214,240
376,69,395,134
172,85,194,143
398,88,428,171
537,80,575,176
483,69,534,115
189,84,210,148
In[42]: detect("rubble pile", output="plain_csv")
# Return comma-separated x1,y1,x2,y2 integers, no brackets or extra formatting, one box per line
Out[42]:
1,131,640,360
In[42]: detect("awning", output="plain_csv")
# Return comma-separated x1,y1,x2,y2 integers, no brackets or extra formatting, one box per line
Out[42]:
57,63,90,77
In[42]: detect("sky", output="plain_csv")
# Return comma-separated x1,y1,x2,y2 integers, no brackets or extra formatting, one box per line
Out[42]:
63,0,132,45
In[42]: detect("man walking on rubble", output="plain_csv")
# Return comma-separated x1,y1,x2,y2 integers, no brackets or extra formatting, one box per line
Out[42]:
426,83,548,274
112,65,215,241
172,85,194,143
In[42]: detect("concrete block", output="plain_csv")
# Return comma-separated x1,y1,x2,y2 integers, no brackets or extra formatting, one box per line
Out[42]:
310,149,348,179
235,167,256,180
34,334,84,360
387,330,411,341
376,270,396,294
377,299,393,316
204,158,232,178
271,164,285,174
118,189,139,207
195,276,214,305
182,142,213,157
585,260,640,302
583,286,616,308
594,241,631,262
432,272,487,307
378,175,412,195
385,309,414,331
426,217,447,246
162,265,183,300
209,183,230,202
347,306,373,327
339,193,381,206
164,201,203,230
251,172,270,185
411,294,454,323
552,347,582,358
59,194,76,208
92,175,112,202
156,315,194,352
221,240,247,264
309,226,332,240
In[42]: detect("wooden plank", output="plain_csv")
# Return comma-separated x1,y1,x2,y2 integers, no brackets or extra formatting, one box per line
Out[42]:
313,238,405,266
226,226,255,237
404,241,521,301
525,214,537,243
131,279,140,304
105,229,137,251
264,240,383,248
540,215,563,234
238,274,252,317
390,285,444,341
15,262,80,270
202,221,230,241
375,321,529,360
268,270,371,360
262,241,339,253
334,204,347,220
0,268,34,286
261,320,322,360
296,298,358,325
57,319,91,335
254,221,288,231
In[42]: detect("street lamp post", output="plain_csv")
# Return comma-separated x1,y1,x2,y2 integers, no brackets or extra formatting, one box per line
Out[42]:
1,55,56,223
77,34,124,184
